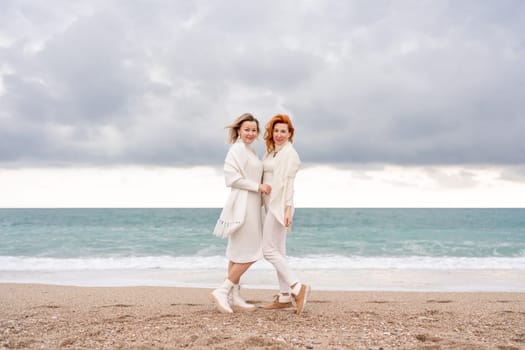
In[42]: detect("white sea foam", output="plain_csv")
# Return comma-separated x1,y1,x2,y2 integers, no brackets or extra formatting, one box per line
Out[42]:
2,255,525,291
1,255,525,271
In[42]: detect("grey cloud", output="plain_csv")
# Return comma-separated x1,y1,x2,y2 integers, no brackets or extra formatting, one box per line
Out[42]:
1,1,524,167
424,168,479,189
290,1,525,165
499,166,525,183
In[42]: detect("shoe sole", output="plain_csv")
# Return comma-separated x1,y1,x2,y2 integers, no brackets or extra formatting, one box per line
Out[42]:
296,285,311,315
209,293,233,314
232,304,257,312
261,306,294,310
261,302,294,310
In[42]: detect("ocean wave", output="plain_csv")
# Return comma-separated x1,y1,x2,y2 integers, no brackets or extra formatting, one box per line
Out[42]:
1,255,525,271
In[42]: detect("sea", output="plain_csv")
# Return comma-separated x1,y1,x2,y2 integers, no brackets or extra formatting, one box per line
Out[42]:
1,208,524,292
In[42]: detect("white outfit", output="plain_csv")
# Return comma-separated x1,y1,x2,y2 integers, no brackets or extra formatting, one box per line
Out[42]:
266,142,300,225
262,141,301,293
224,141,263,263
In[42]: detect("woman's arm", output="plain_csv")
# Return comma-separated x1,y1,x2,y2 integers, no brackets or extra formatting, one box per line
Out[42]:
283,150,300,227
284,205,293,227
231,178,261,193
231,179,271,194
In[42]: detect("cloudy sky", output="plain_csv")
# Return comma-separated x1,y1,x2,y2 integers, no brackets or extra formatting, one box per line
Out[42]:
1,0,524,207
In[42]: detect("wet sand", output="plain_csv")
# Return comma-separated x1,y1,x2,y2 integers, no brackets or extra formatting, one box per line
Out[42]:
1,283,524,349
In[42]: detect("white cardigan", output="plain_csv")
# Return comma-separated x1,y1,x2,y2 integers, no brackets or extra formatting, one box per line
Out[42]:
213,142,255,238
266,141,301,226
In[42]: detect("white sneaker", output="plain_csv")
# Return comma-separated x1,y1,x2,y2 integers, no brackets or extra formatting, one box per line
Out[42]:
230,284,256,312
210,279,234,313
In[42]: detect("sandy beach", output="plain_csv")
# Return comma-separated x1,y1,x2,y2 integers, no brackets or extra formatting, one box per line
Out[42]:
0,284,524,349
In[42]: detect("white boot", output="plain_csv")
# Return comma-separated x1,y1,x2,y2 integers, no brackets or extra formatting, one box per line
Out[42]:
210,279,234,313
230,284,255,312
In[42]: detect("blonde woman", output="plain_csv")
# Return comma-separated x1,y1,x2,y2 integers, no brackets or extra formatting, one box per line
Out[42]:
211,113,271,313
260,114,310,315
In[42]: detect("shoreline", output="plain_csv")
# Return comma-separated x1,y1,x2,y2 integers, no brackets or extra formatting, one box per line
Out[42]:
2,267,525,292
1,283,524,349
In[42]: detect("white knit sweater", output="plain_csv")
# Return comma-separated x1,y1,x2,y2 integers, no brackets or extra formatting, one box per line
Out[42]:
213,141,257,238
265,141,301,226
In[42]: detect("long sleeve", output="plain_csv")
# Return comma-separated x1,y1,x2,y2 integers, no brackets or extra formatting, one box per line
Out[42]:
231,178,259,192
224,142,260,193
284,154,299,206
285,177,295,206
268,142,301,226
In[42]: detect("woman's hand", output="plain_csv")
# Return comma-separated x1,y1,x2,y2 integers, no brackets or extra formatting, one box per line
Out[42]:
259,184,272,195
284,206,292,227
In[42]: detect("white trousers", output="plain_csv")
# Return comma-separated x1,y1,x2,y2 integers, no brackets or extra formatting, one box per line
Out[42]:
262,211,299,294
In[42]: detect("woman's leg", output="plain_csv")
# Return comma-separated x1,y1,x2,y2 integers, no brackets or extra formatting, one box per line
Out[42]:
211,261,255,314
262,212,299,291
227,260,234,279
262,212,310,315
228,261,255,284
227,261,257,311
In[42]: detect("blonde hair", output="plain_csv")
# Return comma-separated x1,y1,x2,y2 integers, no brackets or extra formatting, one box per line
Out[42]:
225,113,260,144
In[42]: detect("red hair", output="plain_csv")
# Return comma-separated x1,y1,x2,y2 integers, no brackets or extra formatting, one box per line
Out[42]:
264,114,295,153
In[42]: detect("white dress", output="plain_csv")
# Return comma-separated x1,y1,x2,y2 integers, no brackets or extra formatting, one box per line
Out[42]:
262,155,274,211
225,142,263,263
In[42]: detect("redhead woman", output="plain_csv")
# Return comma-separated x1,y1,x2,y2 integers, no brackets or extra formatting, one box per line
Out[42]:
210,113,271,314
260,114,310,315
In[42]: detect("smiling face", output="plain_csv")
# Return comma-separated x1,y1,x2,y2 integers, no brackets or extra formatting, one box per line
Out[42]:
239,121,258,144
273,122,290,146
